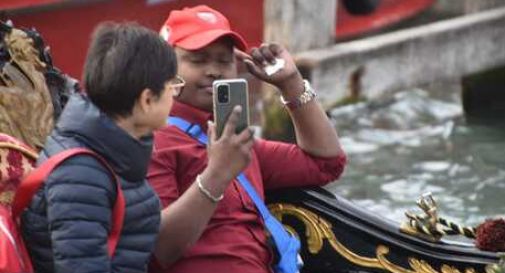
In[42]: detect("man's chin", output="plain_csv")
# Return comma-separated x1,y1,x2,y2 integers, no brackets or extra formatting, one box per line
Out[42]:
175,97,213,113
200,103,213,113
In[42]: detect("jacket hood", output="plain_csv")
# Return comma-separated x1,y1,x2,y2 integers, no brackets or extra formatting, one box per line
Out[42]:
54,94,153,181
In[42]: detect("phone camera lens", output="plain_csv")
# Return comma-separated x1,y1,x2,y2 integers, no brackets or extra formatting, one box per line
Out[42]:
217,84,230,104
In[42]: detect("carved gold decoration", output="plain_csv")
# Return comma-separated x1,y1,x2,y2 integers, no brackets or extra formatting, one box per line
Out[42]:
485,254,505,273
268,203,484,273
466,268,477,273
0,141,37,205
401,193,476,240
402,192,442,241
400,222,440,243
1,28,54,150
0,142,38,160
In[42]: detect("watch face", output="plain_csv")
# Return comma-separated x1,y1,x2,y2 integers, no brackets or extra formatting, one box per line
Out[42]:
280,80,316,110
304,80,316,95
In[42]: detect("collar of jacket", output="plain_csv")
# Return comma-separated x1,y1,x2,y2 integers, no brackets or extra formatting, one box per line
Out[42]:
54,93,153,181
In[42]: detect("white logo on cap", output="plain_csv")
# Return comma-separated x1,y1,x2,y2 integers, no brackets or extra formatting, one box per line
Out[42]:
160,25,171,41
197,12,217,24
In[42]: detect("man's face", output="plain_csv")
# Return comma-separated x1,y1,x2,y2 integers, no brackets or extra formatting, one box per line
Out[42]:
174,38,237,112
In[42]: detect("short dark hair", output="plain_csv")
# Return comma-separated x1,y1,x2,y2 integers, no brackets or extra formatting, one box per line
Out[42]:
83,22,176,117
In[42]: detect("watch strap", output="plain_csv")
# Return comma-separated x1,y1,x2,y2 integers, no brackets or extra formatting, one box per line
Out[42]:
280,79,316,110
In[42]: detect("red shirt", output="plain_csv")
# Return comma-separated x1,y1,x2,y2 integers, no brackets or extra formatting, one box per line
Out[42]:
147,102,346,273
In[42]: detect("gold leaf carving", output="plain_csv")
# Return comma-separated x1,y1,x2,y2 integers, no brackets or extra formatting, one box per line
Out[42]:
268,203,484,273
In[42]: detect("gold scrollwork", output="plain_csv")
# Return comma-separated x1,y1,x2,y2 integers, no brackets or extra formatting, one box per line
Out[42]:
268,203,482,273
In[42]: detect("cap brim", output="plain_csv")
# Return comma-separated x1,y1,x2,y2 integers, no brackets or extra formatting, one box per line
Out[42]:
175,29,247,51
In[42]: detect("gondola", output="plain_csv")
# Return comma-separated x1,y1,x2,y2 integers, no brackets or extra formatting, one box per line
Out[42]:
266,187,502,273
4,3,502,273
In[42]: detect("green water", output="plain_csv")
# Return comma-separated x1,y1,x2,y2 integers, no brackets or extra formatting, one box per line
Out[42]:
326,88,505,227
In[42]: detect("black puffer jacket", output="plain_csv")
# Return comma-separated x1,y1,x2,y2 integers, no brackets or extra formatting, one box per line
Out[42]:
21,94,161,273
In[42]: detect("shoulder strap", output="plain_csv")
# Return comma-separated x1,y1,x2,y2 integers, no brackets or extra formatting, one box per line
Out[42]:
168,116,208,144
169,116,301,272
168,117,267,211
168,116,293,233
168,116,302,273
11,147,125,257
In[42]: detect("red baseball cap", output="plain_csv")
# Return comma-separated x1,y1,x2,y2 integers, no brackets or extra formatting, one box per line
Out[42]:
160,5,247,51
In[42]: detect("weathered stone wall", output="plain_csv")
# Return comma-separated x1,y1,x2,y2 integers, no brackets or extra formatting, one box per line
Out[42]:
295,7,505,109
433,0,505,15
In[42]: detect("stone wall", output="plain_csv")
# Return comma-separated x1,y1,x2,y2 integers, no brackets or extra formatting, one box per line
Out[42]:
433,0,505,15
295,7,505,109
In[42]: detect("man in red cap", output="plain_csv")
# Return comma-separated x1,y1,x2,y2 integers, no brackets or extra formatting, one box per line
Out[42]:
148,5,347,273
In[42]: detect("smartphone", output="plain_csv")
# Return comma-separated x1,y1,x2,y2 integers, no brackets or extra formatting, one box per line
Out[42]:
213,78,250,138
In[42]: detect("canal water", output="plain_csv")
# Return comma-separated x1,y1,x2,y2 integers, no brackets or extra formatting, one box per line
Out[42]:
325,84,505,228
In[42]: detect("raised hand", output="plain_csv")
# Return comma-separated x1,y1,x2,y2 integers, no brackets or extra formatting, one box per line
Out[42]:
205,105,254,184
235,43,304,93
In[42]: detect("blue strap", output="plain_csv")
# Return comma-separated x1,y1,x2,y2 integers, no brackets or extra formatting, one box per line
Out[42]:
168,116,208,144
168,116,301,273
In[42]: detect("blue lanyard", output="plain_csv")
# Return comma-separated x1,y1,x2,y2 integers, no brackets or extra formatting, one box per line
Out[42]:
167,116,301,273
167,117,273,218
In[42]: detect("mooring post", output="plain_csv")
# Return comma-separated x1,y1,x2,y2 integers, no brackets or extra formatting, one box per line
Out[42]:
261,0,337,141
264,0,337,52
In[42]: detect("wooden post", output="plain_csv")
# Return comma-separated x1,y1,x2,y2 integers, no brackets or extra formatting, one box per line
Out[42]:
261,0,337,141
263,0,337,52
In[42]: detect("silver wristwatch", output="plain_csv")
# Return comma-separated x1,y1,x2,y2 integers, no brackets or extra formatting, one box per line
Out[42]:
280,79,317,110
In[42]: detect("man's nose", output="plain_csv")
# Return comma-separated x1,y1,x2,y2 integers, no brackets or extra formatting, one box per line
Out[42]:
205,63,222,79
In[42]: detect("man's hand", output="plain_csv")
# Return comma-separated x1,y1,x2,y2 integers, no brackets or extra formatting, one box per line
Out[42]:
235,43,304,96
205,105,255,185
236,43,344,159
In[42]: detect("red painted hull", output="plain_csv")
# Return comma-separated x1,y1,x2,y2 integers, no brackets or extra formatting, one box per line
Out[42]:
336,0,436,40
0,0,64,11
3,0,264,78
2,0,434,79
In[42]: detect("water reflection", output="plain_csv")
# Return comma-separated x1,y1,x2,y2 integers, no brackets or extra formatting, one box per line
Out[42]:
327,88,505,227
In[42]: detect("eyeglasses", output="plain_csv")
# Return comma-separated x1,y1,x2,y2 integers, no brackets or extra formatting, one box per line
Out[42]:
167,75,185,97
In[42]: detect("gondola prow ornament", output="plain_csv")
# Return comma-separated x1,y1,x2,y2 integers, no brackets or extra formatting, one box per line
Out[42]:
402,192,505,252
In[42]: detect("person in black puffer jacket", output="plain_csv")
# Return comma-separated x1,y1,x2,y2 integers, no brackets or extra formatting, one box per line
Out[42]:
21,22,179,273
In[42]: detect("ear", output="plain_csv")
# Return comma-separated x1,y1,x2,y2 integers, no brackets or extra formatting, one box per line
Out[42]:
136,88,156,113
